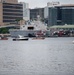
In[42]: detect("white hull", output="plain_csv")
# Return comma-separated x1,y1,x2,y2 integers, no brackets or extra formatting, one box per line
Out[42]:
9,29,50,37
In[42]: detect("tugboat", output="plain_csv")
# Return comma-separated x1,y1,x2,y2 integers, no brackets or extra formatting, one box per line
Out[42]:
13,35,28,41
32,30,45,40
32,37,45,40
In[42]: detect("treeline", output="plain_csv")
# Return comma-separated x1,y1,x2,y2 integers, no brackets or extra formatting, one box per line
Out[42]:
0,28,9,34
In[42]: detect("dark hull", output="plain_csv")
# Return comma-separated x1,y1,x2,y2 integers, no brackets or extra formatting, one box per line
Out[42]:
0,38,8,40
13,38,28,41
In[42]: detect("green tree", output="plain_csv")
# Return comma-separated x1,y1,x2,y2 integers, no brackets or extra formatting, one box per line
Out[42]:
15,18,23,24
0,28,9,34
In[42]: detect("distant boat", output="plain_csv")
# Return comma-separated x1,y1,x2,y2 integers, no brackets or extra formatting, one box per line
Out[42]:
32,31,45,40
13,35,28,41
32,37,45,40
0,34,8,40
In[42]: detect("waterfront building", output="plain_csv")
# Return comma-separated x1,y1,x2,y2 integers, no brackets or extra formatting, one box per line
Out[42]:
0,0,23,25
44,2,60,26
30,2,60,24
61,5,74,25
20,2,30,21
48,7,57,26
50,25,74,31
30,8,44,21
30,3,74,26
48,4,74,26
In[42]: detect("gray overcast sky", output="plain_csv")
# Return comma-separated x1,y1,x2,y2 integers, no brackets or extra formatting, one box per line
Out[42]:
18,0,74,8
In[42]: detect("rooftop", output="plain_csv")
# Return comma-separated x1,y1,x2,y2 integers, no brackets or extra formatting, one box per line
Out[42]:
50,25,74,29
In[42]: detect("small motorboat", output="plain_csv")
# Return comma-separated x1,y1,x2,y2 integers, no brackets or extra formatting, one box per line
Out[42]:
32,37,45,40
0,34,8,40
13,35,28,41
0,37,8,40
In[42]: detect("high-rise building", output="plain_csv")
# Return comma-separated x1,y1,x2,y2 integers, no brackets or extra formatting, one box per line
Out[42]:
61,6,74,25
48,5,74,26
20,2,30,21
0,0,23,25
44,2,60,19
48,7,57,26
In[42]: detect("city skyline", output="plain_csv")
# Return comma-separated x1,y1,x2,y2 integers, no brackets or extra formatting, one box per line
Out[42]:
18,0,74,8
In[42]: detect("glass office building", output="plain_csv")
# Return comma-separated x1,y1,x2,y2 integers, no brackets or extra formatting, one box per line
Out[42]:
48,5,74,26
30,8,44,20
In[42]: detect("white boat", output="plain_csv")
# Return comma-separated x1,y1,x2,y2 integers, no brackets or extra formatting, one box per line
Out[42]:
13,35,28,41
9,16,50,37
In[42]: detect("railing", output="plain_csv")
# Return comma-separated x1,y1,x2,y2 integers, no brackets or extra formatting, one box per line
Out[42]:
0,24,19,28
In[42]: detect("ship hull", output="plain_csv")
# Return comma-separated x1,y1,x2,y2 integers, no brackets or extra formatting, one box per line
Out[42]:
9,29,50,37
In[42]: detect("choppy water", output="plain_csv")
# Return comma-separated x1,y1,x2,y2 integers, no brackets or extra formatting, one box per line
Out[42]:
0,37,74,75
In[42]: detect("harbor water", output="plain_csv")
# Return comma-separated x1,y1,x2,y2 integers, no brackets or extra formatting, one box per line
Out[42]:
0,37,74,75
